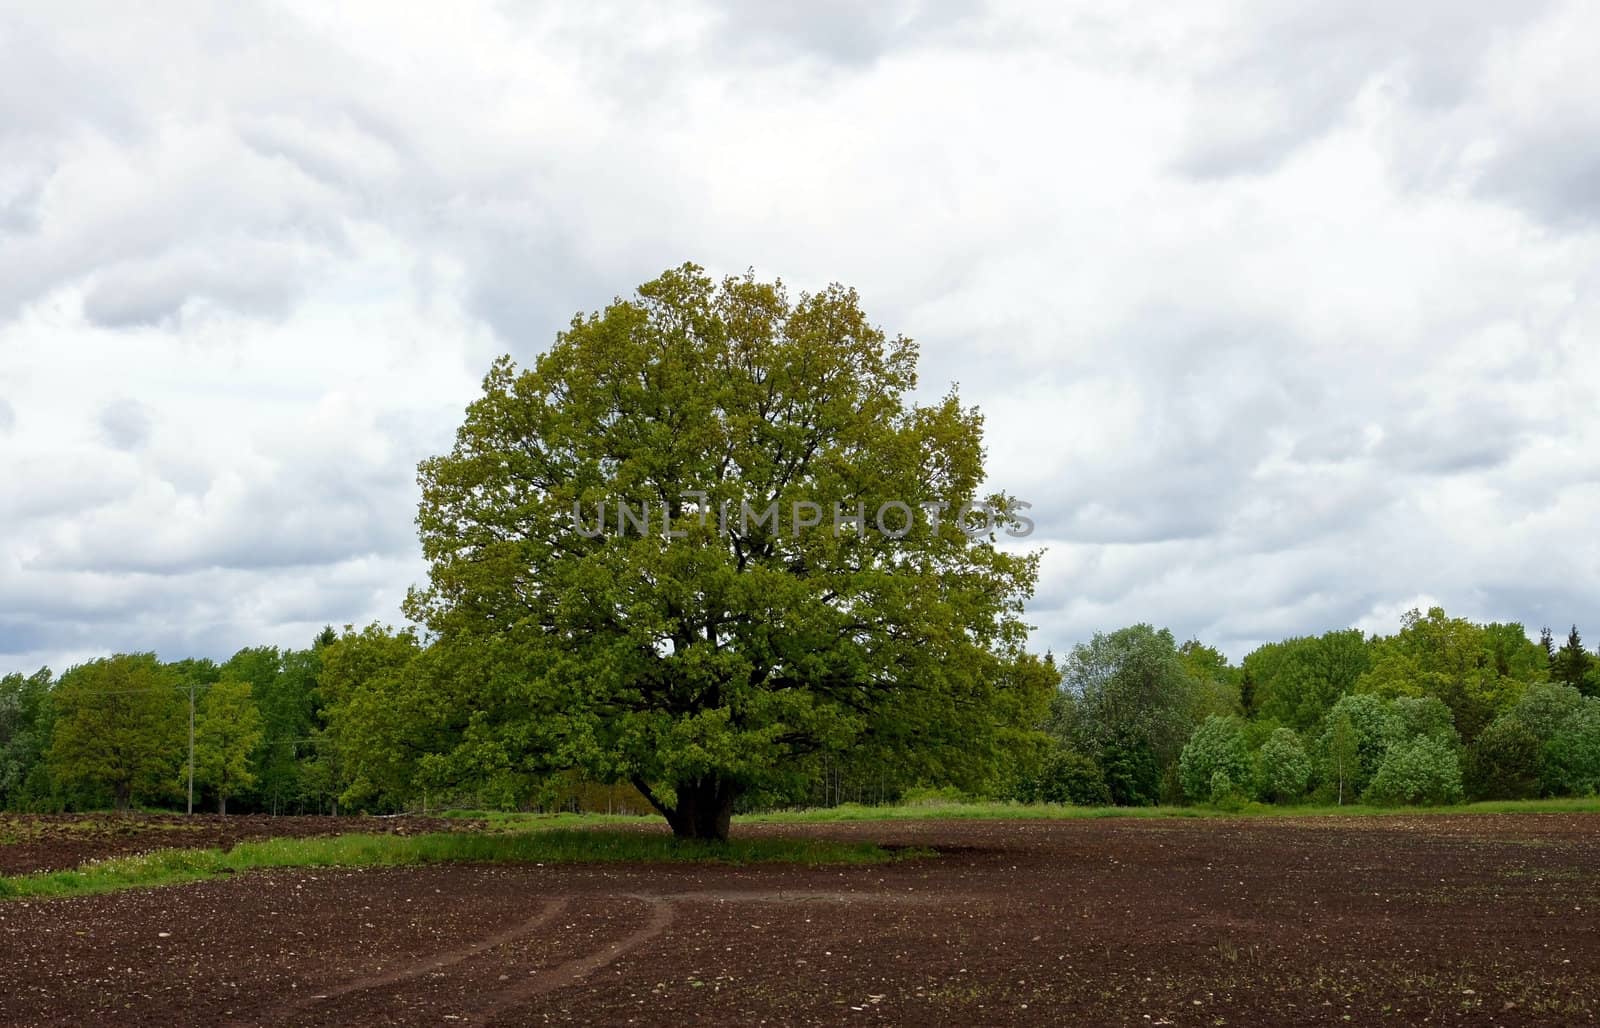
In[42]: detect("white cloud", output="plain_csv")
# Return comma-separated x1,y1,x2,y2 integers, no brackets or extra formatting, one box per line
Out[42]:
1,0,1598,671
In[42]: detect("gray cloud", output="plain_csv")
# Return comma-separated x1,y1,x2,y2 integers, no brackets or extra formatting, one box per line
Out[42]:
1466,105,1600,228
0,557,416,673
1170,1,1552,179
0,12,144,146
96,399,153,451
81,247,300,328
707,0,986,67
1164,1,1600,230
0,179,43,236
3,1,1600,673
1375,422,1518,476
0,453,138,523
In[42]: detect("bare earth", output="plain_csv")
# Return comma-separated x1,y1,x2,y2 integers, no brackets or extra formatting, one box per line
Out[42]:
2,814,1598,1026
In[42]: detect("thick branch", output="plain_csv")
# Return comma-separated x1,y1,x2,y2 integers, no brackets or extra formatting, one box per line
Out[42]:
630,776,676,820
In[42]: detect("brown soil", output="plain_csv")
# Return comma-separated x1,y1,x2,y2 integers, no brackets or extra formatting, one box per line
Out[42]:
2,814,1599,1026
0,813,485,874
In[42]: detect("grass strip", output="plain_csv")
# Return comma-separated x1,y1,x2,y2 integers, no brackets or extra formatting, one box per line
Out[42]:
0,829,904,901
739,795,1600,824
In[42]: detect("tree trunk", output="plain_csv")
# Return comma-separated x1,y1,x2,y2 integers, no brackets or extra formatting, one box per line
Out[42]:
662,776,738,841
218,793,227,815
113,781,132,813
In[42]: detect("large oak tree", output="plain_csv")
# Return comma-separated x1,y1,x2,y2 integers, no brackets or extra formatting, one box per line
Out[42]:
409,265,1044,839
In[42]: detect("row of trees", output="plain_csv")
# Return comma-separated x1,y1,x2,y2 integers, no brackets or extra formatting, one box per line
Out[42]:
1017,610,1599,809
4,268,1597,832
0,635,330,814
3,609,1594,815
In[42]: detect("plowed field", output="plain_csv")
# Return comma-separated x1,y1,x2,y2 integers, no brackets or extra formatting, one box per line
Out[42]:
2,814,1597,1025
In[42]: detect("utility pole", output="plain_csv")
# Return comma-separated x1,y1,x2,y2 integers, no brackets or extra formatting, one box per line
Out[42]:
186,681,196,815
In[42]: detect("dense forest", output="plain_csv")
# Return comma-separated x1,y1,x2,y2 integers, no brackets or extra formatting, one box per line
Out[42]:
2,607,1595,815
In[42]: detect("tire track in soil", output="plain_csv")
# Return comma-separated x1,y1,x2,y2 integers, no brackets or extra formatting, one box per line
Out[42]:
658,889,963,906
222,896,570,1028
468,889,960,1025
470,895,675,1027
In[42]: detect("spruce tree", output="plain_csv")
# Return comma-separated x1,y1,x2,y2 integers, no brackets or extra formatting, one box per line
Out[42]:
1554,626,1594,696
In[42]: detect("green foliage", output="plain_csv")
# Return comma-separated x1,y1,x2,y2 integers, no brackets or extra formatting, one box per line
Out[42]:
1097,727,1161,806
166,657,220,691
1239,717,1285,751
1243,629,1369,733
981,651,1059,799
406,265,1041,839
1315,693,1401,801
1012,746,1112,806
2,587,1586,813
1254,727,1311,803
1507,681,1584,738
223,647,290,811
193,679,264,813
0,669,55,810
0,829,903,900
211,634,333,815
1464,716,1541,800
1390,695,1459,744
1359,607,1524,741
47,655,184,810
899,785,973,806
1208,768,1248,809
1551,626,1594,696
1324,710,1360,805
313,625,429,811
1178,639,1242,717
1459,683,1600,798
1482,621,1549,682
1178,715,1251,804
746,796,1600,824
1061,625,1202,804
1363,735,1464,806
1541,699,1600,796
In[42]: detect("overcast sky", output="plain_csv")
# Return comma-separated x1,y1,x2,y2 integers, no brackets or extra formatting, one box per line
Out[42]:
2,1,1598,674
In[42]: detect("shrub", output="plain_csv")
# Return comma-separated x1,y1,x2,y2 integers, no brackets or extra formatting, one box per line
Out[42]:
1542,699,1600,796
1391,696,1459,744
1099,729,1161,806
1208,769,1248,809
1255,728,1311,803
1179,716,1251,804
1463,716,1541,800
1007,735,1112,808
1315,694,1402,800
1020,748,1112,806
1363,736,1463,806
1509,682,1584,739
900,785,972,807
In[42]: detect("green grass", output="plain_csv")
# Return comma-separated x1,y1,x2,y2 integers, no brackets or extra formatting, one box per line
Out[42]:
8,796,1591,901
0,829,904,901
740,795,1600,824
440,809,654,831
437,796,1600,829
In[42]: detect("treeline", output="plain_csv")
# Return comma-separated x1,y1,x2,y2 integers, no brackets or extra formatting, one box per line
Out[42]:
1014,609,1600,808
0,631,333,814
0,626,648,815
2,607,1597,814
